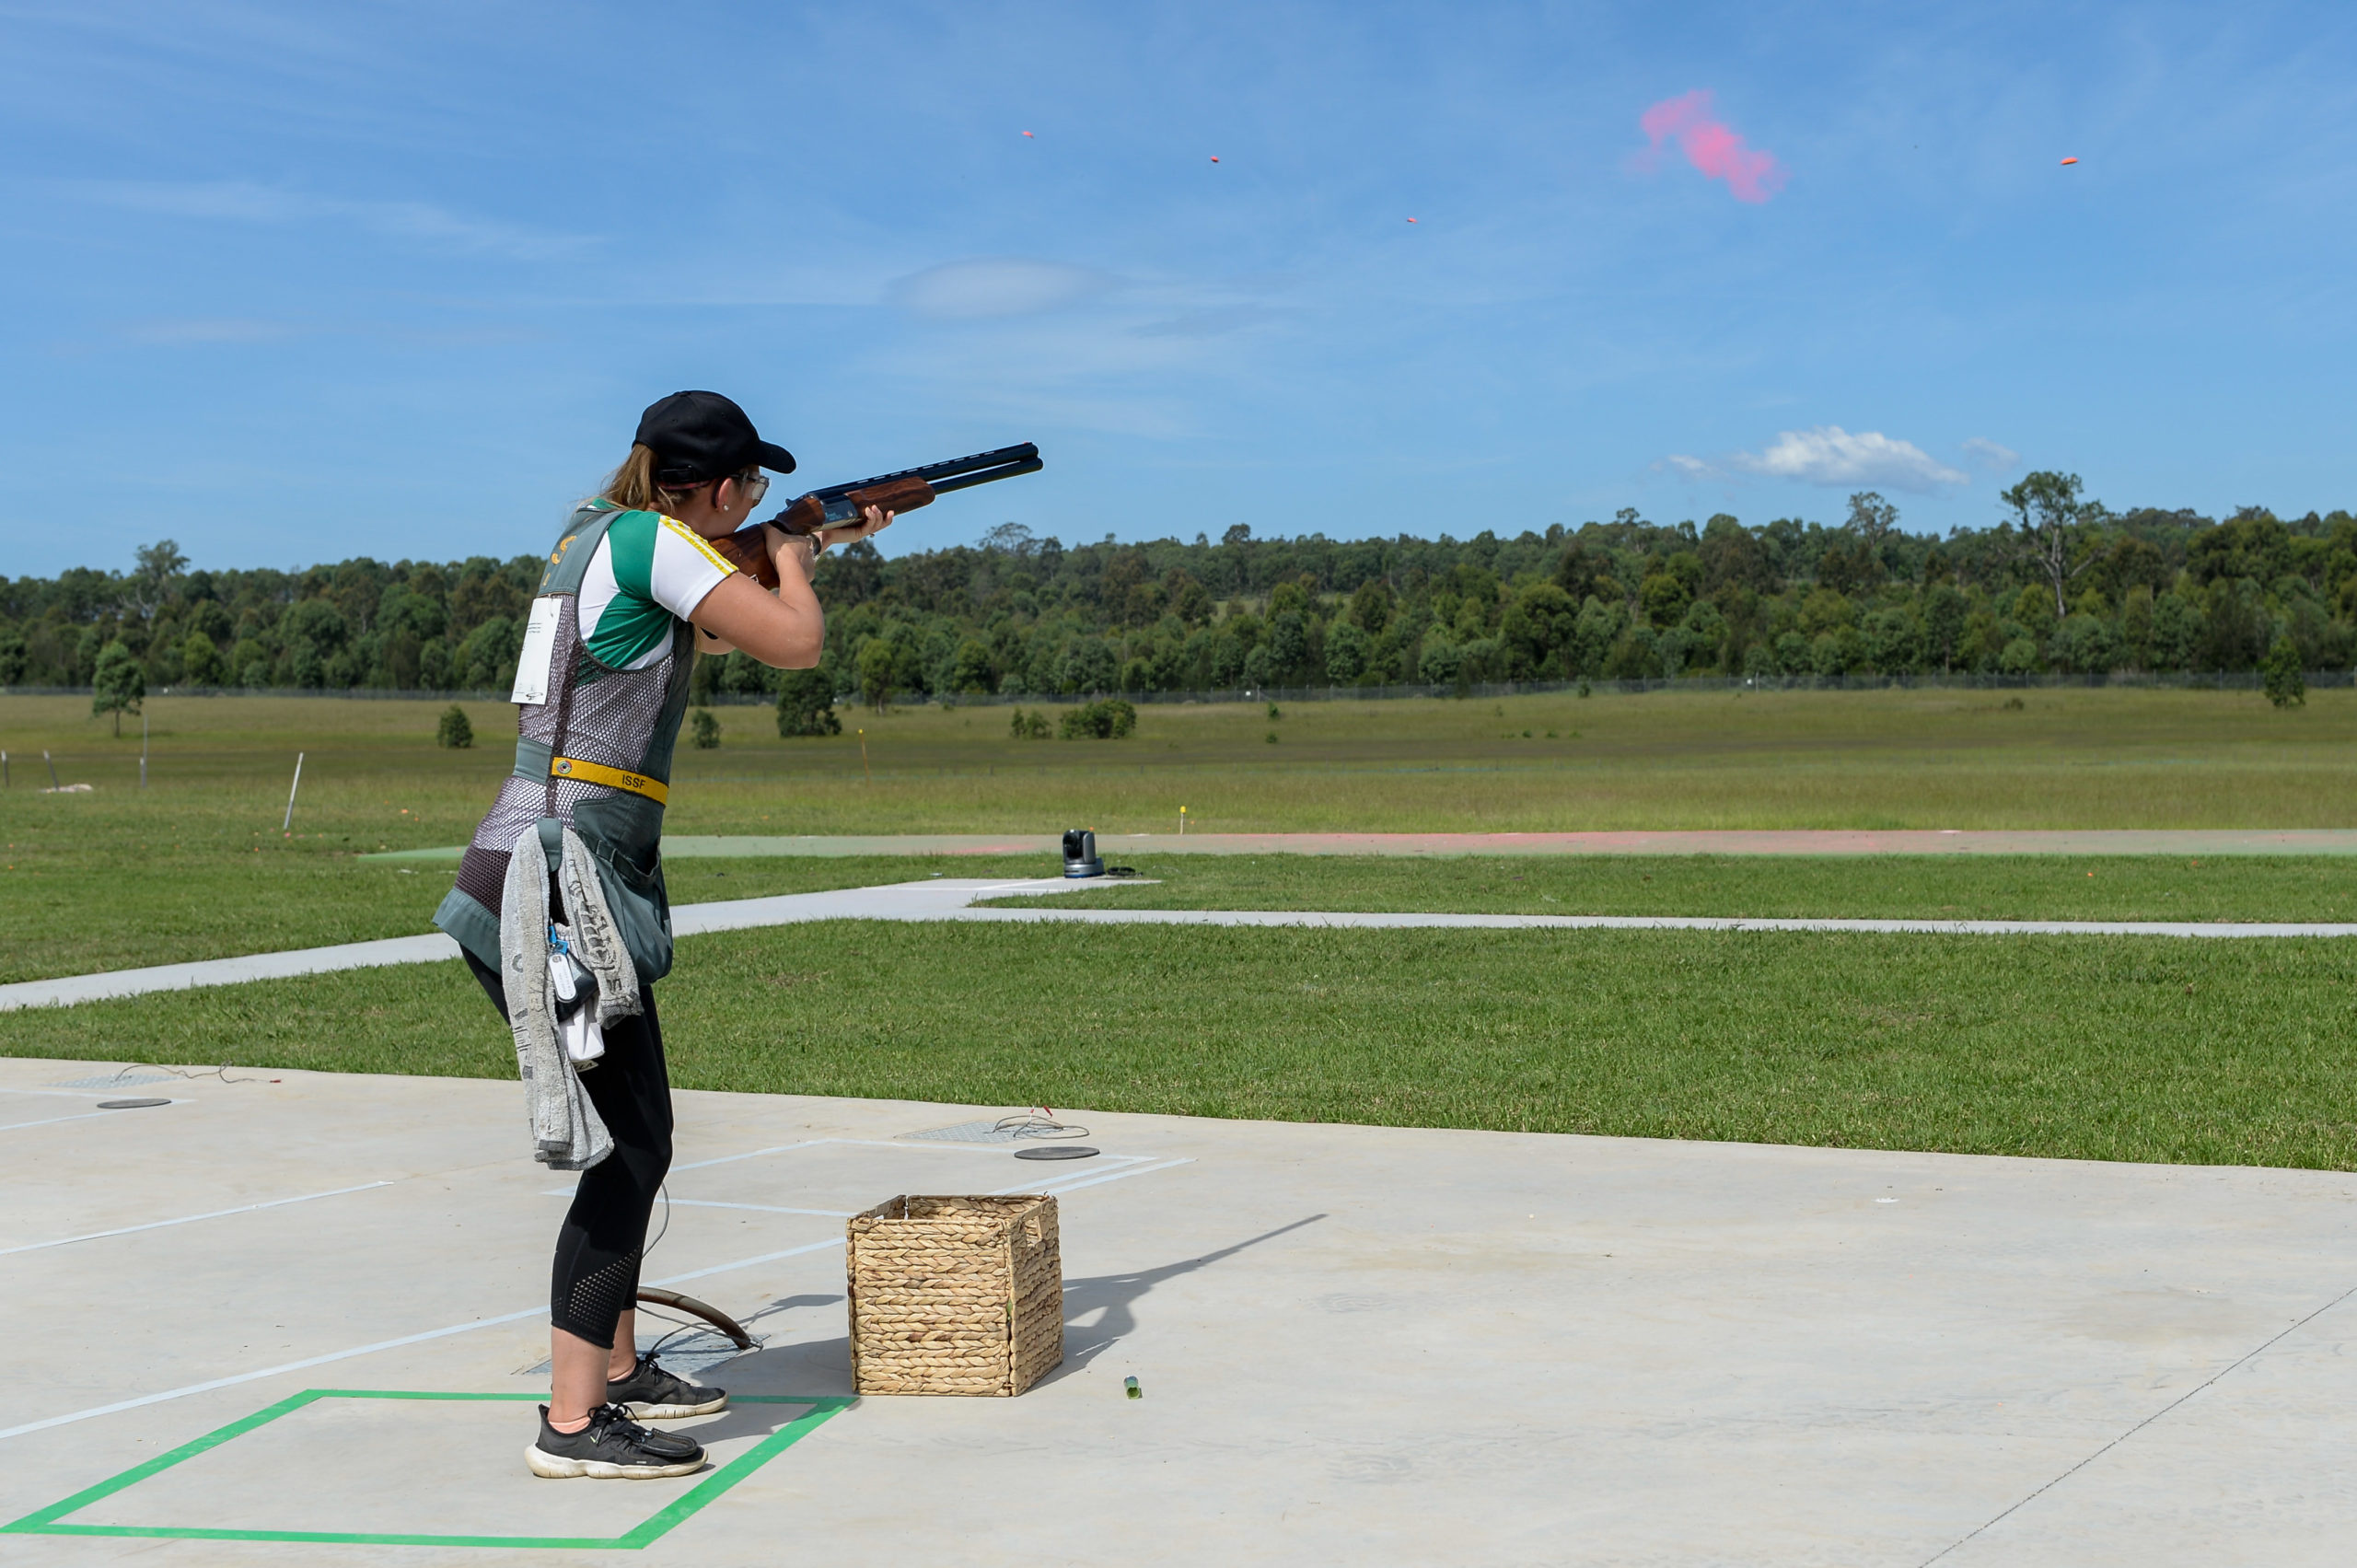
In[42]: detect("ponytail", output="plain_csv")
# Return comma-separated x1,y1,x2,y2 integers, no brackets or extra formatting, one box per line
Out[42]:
599,444,703,516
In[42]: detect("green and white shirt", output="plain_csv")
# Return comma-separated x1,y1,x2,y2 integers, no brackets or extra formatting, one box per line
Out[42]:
576,507,737,669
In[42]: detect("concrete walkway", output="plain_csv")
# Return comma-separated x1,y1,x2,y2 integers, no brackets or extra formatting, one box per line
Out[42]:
7,878,2355,1013
365,829,2357,862
2,1054,2351,1565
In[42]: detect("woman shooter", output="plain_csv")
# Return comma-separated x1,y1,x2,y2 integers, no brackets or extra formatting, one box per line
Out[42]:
434,390,889,1480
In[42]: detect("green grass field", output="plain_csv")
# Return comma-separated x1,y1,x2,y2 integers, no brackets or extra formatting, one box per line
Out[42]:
6,923,2351,1170
5,687,2353,1170
999,853,2357,923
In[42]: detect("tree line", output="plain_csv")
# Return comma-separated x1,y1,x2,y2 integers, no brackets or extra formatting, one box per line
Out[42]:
5,476,2353,709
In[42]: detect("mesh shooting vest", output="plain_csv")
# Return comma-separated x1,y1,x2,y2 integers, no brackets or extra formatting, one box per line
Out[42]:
434,499,697,982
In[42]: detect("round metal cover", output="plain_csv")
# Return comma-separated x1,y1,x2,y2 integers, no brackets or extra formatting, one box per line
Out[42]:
98,1098,170,1109
1012,1145,1098,1161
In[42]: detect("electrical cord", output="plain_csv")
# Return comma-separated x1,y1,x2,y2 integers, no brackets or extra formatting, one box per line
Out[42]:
108,1061,255,1085
993,1109,1091,1141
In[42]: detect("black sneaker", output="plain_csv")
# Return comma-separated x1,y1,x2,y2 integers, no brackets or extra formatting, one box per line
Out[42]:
607,1351,729,1420
527,1403,705,1480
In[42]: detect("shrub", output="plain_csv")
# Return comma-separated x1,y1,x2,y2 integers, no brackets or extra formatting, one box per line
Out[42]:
1058,699,1136,739
690,709,721,749
775,667,842,737
2263,638,2307,709
435,704,473,749
1009,707,1052,739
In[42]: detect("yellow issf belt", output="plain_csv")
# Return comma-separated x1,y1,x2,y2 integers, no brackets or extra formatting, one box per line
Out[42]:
549,755,668,805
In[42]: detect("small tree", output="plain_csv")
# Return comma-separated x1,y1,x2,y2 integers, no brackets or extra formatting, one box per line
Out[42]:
1008,707,1051,739
2262,638,2306,709
775,667,842,737
436,703,474,749
690,708,722,749
90,641,144,735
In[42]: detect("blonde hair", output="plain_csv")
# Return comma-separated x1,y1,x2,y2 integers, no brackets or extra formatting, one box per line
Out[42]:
600,444,708,517
599,445,765,517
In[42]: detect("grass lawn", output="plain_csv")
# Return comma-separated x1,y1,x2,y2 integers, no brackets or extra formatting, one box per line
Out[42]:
1001,853,2357,923
5,686,2355,981
6,686,2353,1175
6,921,2352,1171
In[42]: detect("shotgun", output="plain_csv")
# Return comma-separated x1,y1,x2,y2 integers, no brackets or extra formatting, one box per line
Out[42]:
708,443,1042,588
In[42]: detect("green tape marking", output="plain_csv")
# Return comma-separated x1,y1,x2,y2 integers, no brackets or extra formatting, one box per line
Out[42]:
2,1389,853,1551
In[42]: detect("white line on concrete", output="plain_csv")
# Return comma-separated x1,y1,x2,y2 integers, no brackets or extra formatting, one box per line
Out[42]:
0,1305,550,1445
0,1180,394,1258
995,1157,1197,1198
543,1191,856,1219
669,1138,829,1172
641,1236,846,1288
0,1086,126,1099
0,1236,849,1446
0,1106,175,1133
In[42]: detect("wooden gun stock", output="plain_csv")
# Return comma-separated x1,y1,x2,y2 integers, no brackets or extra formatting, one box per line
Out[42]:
710,476,937,590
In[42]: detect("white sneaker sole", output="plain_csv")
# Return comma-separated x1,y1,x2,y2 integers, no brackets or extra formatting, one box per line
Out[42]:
619,1393,729,1420
525,1444,702,1480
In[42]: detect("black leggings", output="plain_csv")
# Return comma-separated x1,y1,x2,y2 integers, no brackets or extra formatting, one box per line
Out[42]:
468,951,673,1351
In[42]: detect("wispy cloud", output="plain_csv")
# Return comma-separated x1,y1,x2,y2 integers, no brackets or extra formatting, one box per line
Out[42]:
64,180,590,259
1635,90,1786,203
889,258,1114,319
1961,436,2020,472
1667,426,1968,492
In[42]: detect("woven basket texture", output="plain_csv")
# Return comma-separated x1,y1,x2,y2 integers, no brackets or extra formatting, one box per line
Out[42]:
846,1194,1063,1397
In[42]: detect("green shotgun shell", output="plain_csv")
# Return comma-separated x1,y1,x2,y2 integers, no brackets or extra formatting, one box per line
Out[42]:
1124,1376,1141,1399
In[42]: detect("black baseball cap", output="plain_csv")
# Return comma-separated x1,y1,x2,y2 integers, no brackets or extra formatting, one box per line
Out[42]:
633,390,796,485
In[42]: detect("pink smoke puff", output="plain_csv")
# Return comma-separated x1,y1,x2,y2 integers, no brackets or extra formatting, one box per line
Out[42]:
1639,89,1786,203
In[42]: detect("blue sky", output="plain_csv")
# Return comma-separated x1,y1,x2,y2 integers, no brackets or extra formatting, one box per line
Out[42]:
4,1,2354,576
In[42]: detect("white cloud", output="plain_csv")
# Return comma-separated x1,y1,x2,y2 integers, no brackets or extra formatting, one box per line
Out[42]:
890,258,1113,319
66,180,589,259
1674,425,1969,493
1961,436,2020,472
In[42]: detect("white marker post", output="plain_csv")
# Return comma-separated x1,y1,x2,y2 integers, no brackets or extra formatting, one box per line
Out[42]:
44,750,59,789
140,713,148,790
283,752,305,832
1180,805,1187,835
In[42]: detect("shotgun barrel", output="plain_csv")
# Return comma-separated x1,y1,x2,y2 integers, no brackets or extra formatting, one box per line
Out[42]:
711,442,1042,587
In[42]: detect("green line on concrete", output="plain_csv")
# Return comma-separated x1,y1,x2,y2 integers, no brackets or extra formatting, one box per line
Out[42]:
1,1389,853,1550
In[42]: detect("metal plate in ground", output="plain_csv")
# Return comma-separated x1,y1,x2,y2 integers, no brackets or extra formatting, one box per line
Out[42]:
1013,1145,1099,1161
99,1098,171,1109
901,1119,1029,1144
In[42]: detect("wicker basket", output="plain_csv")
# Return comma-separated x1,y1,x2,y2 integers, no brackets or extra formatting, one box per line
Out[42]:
845,1194,1063,1397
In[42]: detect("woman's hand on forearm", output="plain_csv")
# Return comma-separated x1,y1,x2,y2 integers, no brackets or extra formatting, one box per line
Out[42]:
815,504,894,552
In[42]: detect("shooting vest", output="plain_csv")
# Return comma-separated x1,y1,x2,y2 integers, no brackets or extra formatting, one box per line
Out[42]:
434,499,697,982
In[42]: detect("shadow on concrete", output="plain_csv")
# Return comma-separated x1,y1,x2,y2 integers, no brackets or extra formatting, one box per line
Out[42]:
1050,1214,1329,1381
679,1222,1328,1397
694,1294,853,1399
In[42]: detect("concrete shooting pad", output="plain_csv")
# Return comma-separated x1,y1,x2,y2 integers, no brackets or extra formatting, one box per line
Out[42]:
3,1058,2354,1566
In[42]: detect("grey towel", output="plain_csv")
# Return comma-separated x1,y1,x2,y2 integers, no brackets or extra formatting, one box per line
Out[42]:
500,821,643,1170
